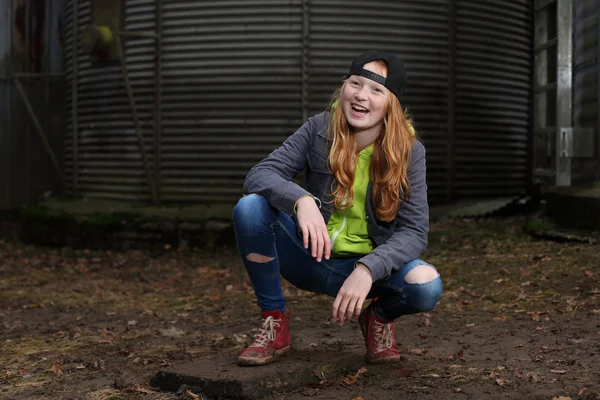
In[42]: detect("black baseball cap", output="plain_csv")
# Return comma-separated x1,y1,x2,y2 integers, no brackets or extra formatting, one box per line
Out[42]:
344,50,407,101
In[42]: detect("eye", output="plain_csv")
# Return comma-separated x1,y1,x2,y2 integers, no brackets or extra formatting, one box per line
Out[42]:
373,87,383,94
350,80,360,87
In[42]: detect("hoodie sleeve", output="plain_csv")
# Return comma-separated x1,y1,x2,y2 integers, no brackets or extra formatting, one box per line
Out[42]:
357,141,429,282
243,113,327,215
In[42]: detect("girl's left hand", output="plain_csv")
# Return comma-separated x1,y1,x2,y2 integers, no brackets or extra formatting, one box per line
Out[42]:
332,263,373,326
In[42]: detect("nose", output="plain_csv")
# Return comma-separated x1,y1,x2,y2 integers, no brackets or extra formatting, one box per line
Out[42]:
354,86,368,101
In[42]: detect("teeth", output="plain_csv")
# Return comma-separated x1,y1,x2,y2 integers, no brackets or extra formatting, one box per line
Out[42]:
353,105,368,112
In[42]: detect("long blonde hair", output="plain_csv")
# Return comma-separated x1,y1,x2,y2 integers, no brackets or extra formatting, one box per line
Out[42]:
327,61,416,222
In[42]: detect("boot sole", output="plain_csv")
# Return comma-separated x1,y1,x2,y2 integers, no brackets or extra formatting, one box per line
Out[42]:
237,345,291,366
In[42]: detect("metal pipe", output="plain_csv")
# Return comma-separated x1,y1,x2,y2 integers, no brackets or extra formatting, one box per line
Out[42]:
154,0,163,203
555,0,572,186
14,78,65,180
116,33,158,204
72,0,79,196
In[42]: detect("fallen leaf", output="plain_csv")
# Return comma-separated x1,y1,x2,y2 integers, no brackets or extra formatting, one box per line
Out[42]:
128,386,154,394
466,323,475,327
51,363,63,377
225,284,234,291
496,378,508,386
493,315,508,321
342,366,368,385
127,320,138,326
584,270,595,280
552,397,572,400
424,318,431,327
410,348,425,356
550,370,567,374
578,388,587,396
186,390,201,400
351,397,366,400
209,292,222,301
454,388,462,393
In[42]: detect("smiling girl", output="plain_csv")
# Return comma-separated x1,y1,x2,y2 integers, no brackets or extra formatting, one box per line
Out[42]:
232,50,442,366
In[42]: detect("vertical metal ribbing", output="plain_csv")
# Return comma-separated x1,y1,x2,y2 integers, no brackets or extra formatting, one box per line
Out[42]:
597,0,600,179
72,0,78,196
154,0,163,203
447,0,457,201
301,0,310,122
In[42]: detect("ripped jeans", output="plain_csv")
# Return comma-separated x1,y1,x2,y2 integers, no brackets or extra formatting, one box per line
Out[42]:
232,194,442,321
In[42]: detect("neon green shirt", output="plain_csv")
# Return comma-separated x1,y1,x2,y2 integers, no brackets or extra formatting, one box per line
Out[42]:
326,144,374,256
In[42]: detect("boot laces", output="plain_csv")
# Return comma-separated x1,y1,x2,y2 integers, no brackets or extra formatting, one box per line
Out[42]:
373,319,393,351
252,316,281,347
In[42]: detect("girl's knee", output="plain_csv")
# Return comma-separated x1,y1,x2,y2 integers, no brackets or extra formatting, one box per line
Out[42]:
233,194,267,220
403,270,443,313
405,265,439,284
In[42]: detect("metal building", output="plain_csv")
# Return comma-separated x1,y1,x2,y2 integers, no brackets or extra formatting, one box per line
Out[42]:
0,0,65,211
573,0,600,183
51,1,536,208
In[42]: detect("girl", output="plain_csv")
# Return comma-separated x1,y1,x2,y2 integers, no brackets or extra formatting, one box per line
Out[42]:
233,50,442,366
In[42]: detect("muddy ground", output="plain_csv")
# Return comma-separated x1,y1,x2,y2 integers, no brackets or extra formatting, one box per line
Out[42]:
0,216,599,400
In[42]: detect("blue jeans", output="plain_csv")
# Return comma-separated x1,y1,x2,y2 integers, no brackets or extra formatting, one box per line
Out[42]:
232,194,442,321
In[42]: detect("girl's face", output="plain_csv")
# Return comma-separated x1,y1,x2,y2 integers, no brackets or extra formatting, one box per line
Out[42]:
341,61,389,134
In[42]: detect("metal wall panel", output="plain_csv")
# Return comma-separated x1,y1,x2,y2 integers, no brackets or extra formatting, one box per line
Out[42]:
0,0,14,210
64,0,157,202
308,0,450,203
573,0,599,181
454,0,533,197
159,0,303,203
0,0,65,211
62,0,534,206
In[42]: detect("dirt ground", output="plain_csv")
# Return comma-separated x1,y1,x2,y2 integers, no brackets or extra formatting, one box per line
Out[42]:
1,215,599,400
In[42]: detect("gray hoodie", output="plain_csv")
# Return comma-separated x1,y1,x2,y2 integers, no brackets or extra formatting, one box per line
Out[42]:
243,111,429,282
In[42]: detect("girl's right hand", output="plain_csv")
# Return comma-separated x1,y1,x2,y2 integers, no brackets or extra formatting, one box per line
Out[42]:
296,196,331,262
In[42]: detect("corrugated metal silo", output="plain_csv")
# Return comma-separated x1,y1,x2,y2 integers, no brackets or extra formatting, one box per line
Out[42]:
160,0,304,203
63,0,533,206
454,0,533,198
65,0,158,202
308,1,450,203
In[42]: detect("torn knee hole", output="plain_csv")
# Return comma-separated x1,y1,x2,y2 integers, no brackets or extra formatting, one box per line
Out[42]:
405,265,439,284
246,253,274,263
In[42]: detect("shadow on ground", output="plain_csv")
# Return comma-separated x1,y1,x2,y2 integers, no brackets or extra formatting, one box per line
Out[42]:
0,217,599,400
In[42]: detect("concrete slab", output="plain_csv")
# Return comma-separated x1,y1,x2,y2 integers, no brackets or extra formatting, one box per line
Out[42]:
151,351,364,400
